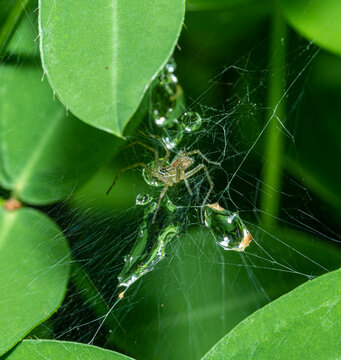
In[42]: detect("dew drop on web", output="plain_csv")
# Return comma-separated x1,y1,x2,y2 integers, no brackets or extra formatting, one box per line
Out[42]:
204,203,252,252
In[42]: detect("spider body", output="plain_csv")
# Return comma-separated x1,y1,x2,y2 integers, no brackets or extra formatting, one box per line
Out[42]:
107,139,217,223
155,153,194,186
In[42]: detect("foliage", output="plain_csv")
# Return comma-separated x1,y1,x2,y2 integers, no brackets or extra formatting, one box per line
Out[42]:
0,0,340,359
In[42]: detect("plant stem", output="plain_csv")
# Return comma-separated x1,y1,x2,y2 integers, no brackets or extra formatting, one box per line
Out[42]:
0,0,34,59
260,0,286,228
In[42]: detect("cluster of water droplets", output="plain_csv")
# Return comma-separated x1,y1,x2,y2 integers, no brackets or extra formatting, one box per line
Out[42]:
151,59,202,149
117,194,180,297
116,61,252,299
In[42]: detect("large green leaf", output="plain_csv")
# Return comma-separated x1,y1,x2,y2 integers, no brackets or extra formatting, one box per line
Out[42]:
282,0,341,56
202,268,341,359
106,225,341,360
4,340,134,360
0,63,118,205
38,0,185,137
0,207,70,356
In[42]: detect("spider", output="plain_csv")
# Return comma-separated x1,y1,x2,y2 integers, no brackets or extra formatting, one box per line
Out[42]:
106,137,218,223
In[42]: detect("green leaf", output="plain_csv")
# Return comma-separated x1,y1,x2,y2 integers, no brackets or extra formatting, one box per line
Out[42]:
0,207,70,356
0,63,118,205
202,268,341,359
4,340,134,360
38,0,185,137
281,0,341,56
108,225,341,359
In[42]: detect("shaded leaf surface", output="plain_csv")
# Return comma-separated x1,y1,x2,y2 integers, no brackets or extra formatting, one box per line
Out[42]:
0,63,117,205
4,340,134,360
202,268,341,359
282,0,341,56
39,0,185,136
0,207,70,356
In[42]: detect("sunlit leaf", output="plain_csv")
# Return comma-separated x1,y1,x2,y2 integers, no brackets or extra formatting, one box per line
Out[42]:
38,0,185,137
0,63,118,205
202,268,341,359
0,207,70,356
5,340,134,360
282,0,341,56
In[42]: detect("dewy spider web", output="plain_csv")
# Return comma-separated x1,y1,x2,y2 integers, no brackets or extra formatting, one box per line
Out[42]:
6,6,341,359
47,41,341,359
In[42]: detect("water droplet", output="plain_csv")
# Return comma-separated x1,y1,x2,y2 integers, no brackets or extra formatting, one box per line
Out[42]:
136,193,153,206
162,136,177,150
165,198,177,213
204,203,252,252
165,59,176,73
118,198,180,289
180,112,202,133
142,163,164,187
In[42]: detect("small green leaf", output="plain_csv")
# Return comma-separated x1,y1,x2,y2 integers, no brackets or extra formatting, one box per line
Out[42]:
0,63,118,205
202,268,341,359
282,0,341,56
0,207,70,356
38,0,185,137
4,340,134,360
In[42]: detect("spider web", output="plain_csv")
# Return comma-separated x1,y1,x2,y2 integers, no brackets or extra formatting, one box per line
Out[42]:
4,4,341,360
50,42,341,359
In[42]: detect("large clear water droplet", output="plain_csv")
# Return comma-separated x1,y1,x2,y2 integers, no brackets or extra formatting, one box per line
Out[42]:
204,203,252,252
142,162,164,187
136,193,153,206
180,111,202,133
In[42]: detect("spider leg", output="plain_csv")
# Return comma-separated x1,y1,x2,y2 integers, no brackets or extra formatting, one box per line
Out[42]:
184,150,220,166
106,162,152,195
138,131,170,167
184,164,214,222
184,178,193,196
152,185,169,224
120,141,160,169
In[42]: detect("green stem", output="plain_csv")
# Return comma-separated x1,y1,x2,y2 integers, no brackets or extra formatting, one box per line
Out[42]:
260,0,286,228
0,0,34,59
